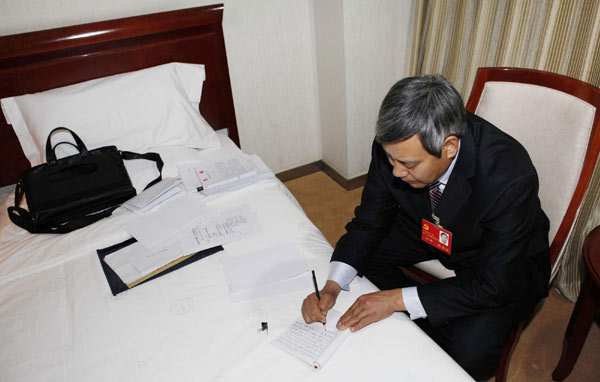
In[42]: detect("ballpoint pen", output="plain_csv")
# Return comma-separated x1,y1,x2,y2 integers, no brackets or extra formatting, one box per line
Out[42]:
312,270,326,330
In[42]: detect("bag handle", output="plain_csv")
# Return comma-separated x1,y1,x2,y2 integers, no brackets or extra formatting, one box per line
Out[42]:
10,128,164,233
45,127,89,163
43,127,163,190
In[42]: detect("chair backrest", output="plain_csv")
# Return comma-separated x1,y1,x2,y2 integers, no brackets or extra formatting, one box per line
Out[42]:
466,67,600,267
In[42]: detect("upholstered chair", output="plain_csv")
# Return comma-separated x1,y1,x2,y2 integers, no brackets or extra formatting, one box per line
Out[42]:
409,67,600,382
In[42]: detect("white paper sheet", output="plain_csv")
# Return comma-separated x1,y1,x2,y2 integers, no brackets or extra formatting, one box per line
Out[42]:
103,245,144,285
224,242,309,299
104,240,193,285
124,194,215,248
124,241,185,275
228,271,311,303
177,204,262,252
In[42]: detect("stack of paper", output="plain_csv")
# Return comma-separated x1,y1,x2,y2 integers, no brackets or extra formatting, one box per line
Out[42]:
103,240,190,286
124,194,216,249
178,154,274,195
104,200,262,287
122,178,183,214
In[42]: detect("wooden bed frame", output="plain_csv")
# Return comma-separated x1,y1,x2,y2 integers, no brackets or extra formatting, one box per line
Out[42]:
0,4,239,187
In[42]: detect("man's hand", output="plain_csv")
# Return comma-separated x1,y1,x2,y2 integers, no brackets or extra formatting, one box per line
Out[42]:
337,289,405,332
301,280,342,324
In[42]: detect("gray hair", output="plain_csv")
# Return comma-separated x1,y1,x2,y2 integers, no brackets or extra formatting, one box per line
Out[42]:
375,75,466,157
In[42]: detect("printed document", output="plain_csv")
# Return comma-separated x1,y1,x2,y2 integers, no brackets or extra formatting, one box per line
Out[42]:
124,194,215,249
106,205,261,285
179,154,274,195
272,309,350,370
177,205,262,251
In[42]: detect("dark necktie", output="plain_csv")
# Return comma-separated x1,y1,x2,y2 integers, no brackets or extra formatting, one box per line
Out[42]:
428,181,442,215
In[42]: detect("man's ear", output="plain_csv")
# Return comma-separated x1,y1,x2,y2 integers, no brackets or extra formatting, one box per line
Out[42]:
443,135,459,159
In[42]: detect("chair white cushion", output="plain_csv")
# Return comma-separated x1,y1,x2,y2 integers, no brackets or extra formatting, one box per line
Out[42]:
414,260,456,279
418,81,596,281
475,82,596,244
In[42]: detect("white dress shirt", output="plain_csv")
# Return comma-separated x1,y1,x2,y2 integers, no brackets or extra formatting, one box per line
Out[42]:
328,141,461,320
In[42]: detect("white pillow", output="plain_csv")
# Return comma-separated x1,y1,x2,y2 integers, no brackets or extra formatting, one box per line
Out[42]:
1,62,220,166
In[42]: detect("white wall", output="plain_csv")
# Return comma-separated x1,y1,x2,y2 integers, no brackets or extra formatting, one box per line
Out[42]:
343,0,413,178
314,0,414,179
0,0,322,174
314,0,349,176
222,1,322,173
0,0,413,178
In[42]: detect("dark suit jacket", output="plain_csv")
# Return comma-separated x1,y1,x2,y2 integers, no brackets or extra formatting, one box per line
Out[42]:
332,112,551,327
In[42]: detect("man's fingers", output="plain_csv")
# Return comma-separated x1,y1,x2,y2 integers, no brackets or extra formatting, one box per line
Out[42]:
336,290,400,332
337,303,365,331
301,293,317,323
339,309,368,332
301,292,327,324
301,299,312,323
348,316,371,332
301,286,341,324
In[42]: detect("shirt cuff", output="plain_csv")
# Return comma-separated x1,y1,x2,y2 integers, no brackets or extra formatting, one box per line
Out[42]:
402,286,427,320
328,261,358,291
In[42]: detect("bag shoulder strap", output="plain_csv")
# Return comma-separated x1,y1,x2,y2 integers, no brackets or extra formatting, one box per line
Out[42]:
8,203,117,234
8,181,116,234
120,150,164,190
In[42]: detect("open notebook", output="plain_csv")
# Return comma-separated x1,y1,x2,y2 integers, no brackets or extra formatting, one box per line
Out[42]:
272,309,350,370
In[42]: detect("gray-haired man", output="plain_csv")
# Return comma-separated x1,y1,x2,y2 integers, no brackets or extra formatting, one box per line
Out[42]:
302,75,550,380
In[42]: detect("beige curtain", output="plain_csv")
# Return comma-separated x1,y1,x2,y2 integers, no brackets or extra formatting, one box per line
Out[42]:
411,0,600,99
410,0,600,301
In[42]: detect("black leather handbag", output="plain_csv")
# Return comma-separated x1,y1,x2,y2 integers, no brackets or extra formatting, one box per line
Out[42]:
8,127,163,233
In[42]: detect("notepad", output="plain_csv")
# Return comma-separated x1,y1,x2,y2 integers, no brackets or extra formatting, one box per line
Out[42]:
272,309,350,370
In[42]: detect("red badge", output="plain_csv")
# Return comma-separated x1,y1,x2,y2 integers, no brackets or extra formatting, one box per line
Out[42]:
421,219,452,254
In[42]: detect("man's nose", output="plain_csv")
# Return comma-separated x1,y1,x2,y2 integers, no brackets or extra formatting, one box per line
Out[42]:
392,163,408,178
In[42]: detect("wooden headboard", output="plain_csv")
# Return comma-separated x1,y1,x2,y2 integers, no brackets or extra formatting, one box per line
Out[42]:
0,4,239,187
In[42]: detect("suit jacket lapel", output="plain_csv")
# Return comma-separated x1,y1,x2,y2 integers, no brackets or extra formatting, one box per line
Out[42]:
437,128,475,228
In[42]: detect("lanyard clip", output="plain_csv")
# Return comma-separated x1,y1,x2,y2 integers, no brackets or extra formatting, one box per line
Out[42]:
432,213,441,228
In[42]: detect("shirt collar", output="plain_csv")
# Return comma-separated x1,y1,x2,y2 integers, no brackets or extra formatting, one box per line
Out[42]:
436,139,460,191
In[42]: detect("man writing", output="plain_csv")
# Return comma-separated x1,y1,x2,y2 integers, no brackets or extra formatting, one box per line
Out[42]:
301,75,550,380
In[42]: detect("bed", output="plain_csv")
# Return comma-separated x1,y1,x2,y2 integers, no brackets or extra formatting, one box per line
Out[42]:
0,5,473,381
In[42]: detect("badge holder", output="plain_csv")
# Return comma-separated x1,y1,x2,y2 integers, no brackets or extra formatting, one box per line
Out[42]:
421,213,452,254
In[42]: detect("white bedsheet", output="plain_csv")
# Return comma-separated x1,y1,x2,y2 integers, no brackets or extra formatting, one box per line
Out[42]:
0,135,473,382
